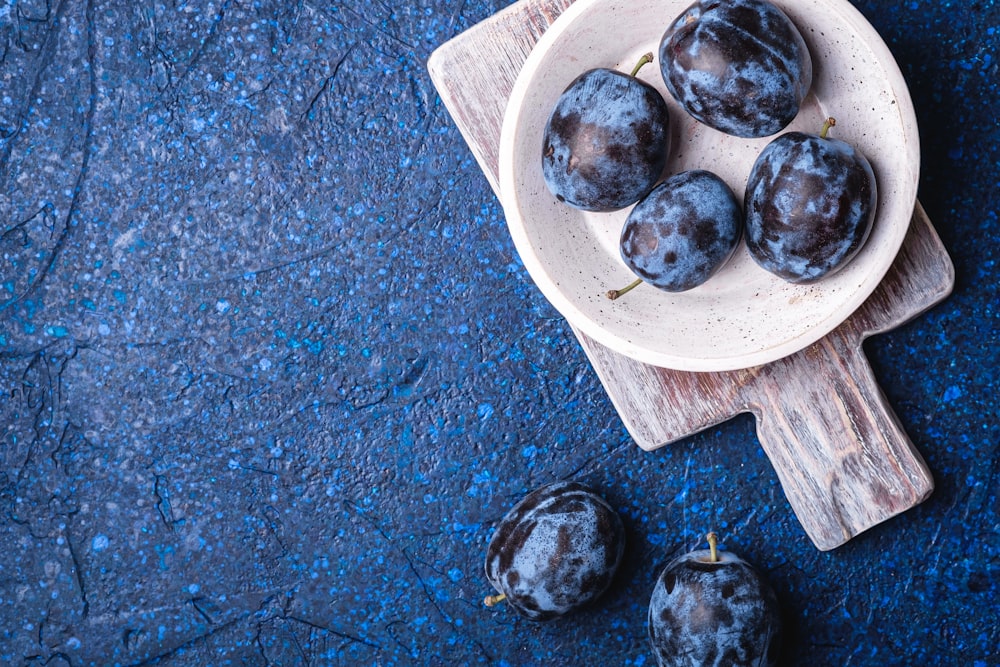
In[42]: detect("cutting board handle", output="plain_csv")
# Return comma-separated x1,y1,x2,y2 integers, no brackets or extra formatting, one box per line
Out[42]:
748,333,933,550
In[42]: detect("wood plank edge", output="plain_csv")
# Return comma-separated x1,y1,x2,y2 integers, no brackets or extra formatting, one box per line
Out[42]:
427,47,504,197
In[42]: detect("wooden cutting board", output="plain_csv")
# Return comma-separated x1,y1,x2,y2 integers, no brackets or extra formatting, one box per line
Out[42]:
428,0,955,550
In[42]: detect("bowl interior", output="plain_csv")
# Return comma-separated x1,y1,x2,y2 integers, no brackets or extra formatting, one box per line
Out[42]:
499,0,919,372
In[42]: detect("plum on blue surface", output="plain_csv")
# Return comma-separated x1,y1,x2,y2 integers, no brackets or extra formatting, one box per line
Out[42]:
484,481,625,621
542,54,671,212
659,0,812,138
614,169,742,295
648,533,782,667
744,118,877,282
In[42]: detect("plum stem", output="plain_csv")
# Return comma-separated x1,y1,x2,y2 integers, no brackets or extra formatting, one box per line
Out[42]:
630,52,654,77
483,593,506,607
707,532,719,562
607,278,643,300
820,117,837,139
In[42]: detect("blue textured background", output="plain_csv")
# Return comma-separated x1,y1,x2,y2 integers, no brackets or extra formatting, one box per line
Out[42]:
0,0,997,665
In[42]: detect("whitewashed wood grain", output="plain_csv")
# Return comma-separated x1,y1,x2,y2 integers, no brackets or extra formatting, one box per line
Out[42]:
427,0,955,550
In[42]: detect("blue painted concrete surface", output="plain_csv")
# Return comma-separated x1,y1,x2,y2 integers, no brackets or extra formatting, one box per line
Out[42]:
0,0,997,665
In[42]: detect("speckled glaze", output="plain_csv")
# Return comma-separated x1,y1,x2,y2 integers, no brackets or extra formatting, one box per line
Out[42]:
499,0,920,370
620,170,742,292
485,481,625,621
745,130,877,282
648,548,781,667
659,0,813,138
542,67,671,211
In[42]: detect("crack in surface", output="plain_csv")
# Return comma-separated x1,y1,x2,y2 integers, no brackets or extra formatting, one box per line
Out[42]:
1,0,98,310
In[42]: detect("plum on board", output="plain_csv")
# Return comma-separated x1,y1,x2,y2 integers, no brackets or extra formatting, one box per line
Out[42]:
484,481,625,621
659,0,812,138
744,117,877,283
542,54,671,212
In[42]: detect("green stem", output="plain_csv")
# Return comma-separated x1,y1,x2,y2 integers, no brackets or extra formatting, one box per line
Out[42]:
707,532,719,562
630,52,654,77
607,278,644,301
483,593,506,607
820,117,837,139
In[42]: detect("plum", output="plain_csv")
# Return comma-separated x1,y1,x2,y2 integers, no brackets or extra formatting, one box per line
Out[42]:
648,533,782,667
484,481,625,621
613,169,742,296
542,54,671,212
659,0,812,138
744,117,877,282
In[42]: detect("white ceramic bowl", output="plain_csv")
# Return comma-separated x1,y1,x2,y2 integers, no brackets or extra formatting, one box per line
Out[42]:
499,0,919,372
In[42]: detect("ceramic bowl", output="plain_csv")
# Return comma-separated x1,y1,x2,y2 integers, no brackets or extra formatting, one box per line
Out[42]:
498,0,919,372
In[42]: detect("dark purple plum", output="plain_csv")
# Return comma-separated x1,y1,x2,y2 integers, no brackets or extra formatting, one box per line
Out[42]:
542,54,671,212
659,0,812,138
744,118,877,282
613,170,741,295
648,534,782,667
484,481,625,621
